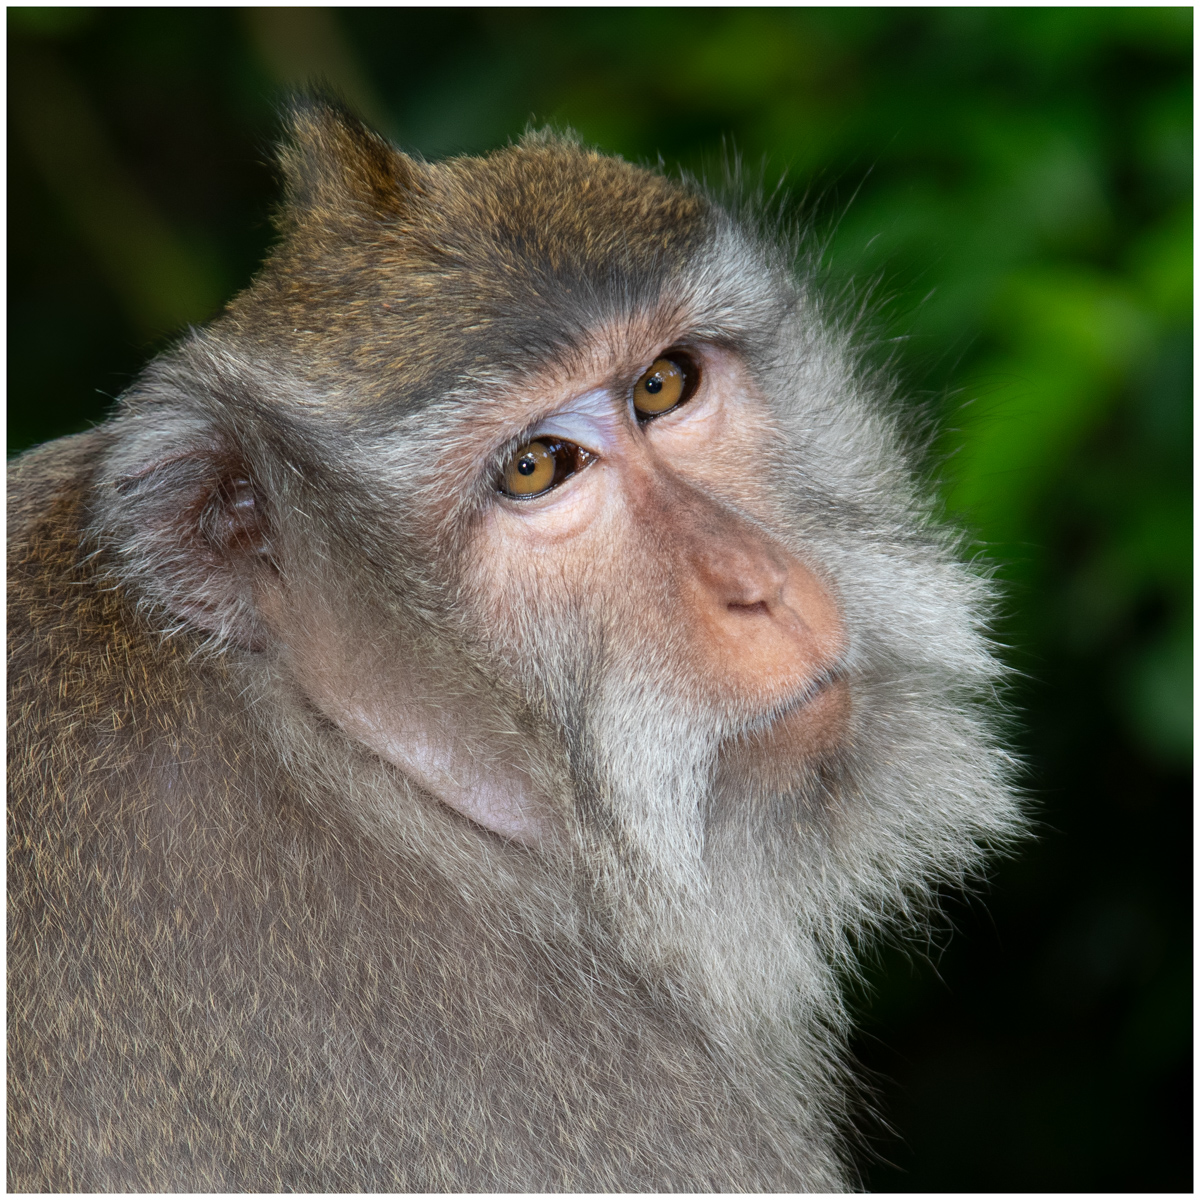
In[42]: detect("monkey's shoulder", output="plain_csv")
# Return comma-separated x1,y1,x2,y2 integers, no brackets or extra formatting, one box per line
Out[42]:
8,430,228,769
9,430,102,557
11,432,118,684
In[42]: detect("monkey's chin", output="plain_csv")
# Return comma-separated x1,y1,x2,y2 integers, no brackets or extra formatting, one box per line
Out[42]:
718,675,851,788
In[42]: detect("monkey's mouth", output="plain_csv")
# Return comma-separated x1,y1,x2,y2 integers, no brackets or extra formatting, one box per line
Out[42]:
734,663,849,744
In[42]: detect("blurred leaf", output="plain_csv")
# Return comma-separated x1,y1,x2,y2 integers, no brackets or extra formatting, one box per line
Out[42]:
7,7,96,37
9,44,225,338
1119,619,1194,764
1129,204,1193,322
945,269,1155,539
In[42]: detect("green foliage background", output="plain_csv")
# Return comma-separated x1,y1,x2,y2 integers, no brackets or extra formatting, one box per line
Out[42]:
9,8,1191,1189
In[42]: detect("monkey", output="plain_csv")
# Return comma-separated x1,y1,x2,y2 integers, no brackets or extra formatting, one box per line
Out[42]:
7,98,1021,1192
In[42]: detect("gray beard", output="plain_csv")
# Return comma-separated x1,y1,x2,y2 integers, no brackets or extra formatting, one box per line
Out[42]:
548,651,840,1047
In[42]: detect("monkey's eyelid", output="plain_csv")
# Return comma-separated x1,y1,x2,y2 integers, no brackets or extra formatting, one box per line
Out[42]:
523,387,622,453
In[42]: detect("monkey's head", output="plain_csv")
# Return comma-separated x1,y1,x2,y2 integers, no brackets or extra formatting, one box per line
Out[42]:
95,100,1018,1015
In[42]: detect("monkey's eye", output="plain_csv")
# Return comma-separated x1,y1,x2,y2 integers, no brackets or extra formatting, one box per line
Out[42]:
500,438,594,499
632,354,698,420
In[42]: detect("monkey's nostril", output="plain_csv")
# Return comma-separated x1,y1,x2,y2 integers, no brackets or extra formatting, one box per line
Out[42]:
728,600,770,617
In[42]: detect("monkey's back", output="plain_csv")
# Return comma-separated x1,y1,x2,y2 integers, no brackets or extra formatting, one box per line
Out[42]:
8,433,842,1192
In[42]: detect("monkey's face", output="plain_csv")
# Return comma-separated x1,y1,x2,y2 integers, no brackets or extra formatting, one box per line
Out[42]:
253,328,852,853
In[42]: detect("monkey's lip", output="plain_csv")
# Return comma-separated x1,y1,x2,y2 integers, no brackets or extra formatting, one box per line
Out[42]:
742,664,847,737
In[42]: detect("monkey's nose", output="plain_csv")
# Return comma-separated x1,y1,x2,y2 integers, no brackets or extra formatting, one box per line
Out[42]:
702,561,839,699
676,508,842,706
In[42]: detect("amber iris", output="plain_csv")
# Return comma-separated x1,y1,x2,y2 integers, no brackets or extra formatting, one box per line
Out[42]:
503,440,556,496
633,357,686,416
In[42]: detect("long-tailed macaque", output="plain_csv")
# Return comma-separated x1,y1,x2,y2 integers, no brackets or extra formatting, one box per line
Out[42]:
8,99,1020,1191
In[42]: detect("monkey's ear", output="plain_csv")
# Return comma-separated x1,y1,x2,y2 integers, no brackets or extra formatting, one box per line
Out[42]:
277,96,423,228
94,406,271,652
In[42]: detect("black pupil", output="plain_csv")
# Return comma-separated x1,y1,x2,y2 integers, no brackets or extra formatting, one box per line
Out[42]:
517,455,537,476
645,374,663,394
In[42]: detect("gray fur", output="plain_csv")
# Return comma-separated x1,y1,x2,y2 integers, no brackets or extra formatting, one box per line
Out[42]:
8,105,1021,1191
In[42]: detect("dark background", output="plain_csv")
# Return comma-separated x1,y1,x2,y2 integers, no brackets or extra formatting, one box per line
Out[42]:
9,8,1192,1190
